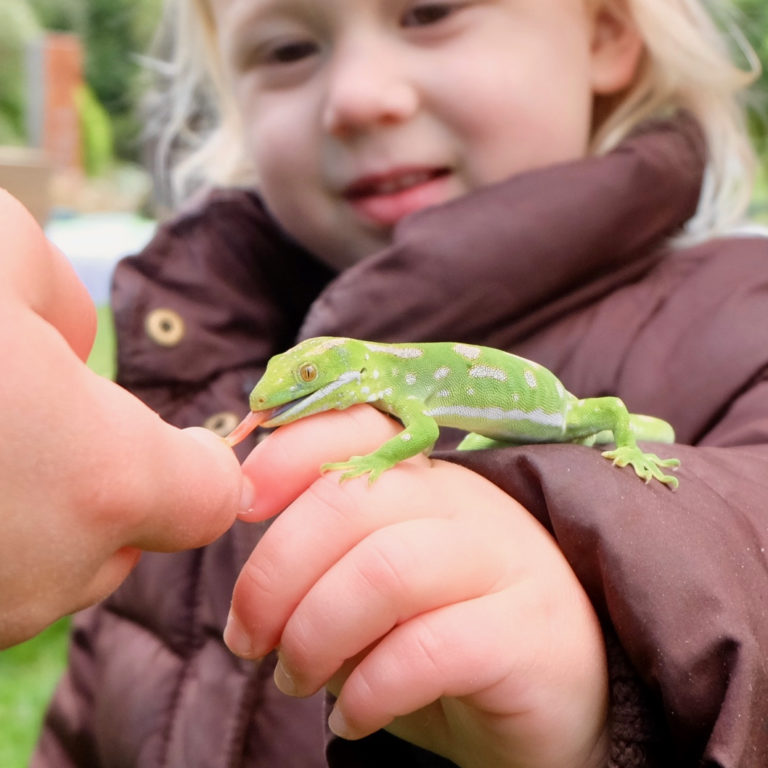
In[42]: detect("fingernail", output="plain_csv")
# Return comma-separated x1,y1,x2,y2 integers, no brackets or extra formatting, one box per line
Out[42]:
224,612,253,658
273,659,298,696
328,706,354,740
238,476,255,517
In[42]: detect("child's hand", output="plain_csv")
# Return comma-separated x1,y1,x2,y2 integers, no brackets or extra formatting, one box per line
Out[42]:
228,405,609,768
0,191,245,648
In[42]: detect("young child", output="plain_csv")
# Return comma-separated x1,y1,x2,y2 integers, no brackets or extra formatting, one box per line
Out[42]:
30,0,768,766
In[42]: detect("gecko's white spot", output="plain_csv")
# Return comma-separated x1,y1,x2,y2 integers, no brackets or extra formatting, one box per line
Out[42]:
467,387,475,396
401,433,412,442
361,386,371,395
524,370,538,388
469,365,507,382
425,405,566,429
363,343,424,359
555,381,564,398
383,388,393,398
453,343,481,360
406,373,417,386
434,367,451,380
437,389,451,398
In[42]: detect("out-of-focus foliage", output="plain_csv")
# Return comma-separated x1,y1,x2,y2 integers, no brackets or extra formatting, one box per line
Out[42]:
736,0,768,77
26,0,85,34
81,0,162,161
734,0,768,150
75,83,114,176
23,0,162,162
0,0,42,144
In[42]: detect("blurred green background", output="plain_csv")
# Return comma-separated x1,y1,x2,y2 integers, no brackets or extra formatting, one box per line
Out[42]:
0,1,767,766
0,0,162,162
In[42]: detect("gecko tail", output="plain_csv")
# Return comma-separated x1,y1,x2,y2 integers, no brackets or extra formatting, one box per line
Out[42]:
628,414,675,444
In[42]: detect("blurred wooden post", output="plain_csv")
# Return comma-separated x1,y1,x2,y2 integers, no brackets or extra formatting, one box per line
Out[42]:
1,33,86,223
26,33,84,172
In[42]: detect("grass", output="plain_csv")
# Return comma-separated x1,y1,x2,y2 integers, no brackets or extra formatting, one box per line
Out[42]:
0,619,72,766
0,307,116,767
87,305,118,380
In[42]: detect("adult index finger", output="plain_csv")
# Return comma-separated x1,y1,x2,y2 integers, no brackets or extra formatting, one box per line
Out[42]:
0,189,96,361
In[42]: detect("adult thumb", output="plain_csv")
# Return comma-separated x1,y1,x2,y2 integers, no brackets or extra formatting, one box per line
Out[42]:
119,419,246,553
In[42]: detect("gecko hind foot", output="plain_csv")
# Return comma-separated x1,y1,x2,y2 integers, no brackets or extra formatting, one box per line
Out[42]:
601,446,680,490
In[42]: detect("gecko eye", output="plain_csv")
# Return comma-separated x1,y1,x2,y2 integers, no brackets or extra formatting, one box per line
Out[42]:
298,362,318,383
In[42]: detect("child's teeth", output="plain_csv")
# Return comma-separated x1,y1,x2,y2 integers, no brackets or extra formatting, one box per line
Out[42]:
376,172,430,194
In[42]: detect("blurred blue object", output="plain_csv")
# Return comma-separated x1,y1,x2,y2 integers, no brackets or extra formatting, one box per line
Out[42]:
46,212,156,305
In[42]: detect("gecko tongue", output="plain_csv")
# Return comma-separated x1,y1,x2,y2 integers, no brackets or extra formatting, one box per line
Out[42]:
224,410,269,447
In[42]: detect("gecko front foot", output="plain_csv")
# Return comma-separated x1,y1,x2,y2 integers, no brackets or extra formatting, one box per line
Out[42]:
321,453,395,484
601,446,680,490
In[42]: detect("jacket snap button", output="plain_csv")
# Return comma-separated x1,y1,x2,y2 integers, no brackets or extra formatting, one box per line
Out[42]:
203,411,241,437
145,308,185,347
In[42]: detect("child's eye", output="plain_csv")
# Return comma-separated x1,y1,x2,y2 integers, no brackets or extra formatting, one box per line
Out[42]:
264,39,319,65
401,2,462,27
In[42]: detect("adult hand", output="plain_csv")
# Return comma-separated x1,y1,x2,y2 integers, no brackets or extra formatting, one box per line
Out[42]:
0,191,246,648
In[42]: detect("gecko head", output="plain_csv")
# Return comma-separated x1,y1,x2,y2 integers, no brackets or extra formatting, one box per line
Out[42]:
248,337,369,426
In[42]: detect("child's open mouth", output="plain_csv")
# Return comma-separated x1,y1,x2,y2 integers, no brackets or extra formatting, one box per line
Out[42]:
344,167,452,227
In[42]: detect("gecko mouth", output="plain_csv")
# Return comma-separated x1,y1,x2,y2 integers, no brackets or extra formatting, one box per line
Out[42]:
266,394,313,422
225,370,363,447
224,395,314,446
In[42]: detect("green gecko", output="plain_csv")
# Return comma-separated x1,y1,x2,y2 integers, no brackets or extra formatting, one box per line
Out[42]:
226,336,680,489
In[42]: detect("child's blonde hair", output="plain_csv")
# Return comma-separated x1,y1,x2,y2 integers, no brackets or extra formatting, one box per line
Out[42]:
149,0,760,239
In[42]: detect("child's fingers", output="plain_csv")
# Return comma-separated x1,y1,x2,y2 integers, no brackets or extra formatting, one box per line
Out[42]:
227,464,437,658
274,516,515,696
329,591,527,742
331,588,607,768
239,405,405,521
226,461,524,659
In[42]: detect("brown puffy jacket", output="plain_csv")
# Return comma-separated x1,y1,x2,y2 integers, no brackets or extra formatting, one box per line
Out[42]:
34,118,768,767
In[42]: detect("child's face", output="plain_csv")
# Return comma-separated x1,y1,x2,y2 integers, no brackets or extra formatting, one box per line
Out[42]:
213,0,640,268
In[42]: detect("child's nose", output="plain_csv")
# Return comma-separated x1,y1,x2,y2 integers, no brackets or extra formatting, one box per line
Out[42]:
321,42,419,136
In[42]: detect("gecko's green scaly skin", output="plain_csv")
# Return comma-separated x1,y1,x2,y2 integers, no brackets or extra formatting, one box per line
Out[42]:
238,336,680,488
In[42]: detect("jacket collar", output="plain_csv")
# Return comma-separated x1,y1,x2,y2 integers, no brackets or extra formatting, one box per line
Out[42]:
301,114,705,346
